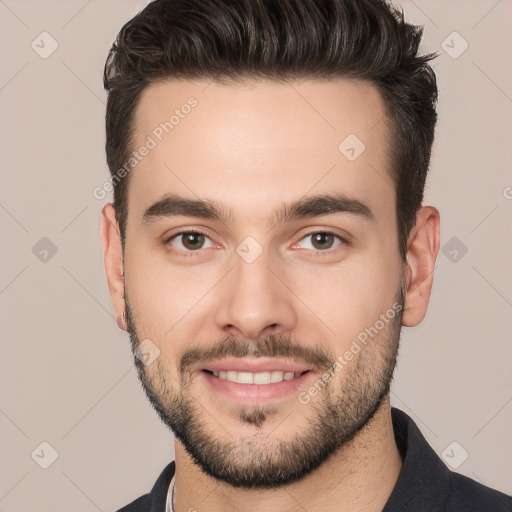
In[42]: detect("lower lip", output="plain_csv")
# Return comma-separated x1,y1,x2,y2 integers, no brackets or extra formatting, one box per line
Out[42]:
200,370,315,401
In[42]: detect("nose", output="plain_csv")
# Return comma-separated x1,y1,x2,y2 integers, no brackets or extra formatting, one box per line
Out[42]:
214,249,297,340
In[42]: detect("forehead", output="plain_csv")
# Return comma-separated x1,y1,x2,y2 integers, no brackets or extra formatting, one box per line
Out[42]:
128,77,394,227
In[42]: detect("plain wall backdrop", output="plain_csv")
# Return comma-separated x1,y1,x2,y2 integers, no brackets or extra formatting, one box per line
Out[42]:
0,0,511,510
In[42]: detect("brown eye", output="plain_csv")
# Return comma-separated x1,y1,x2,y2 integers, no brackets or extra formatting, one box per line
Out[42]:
167,231,214,253
295,231,346,253
181,232,205,250
311,232,336,250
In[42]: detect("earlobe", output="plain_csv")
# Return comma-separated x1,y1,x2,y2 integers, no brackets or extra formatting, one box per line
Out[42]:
402,206,440,327
100,203,128,332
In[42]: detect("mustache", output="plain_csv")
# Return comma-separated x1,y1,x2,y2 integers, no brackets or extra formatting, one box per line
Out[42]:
179,334,336,379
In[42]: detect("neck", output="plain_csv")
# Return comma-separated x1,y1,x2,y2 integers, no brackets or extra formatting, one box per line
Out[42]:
173,399,401,512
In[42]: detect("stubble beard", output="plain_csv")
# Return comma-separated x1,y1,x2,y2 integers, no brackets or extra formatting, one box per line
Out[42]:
124,281,405,489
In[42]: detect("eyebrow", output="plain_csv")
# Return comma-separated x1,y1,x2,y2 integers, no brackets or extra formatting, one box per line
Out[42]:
141,192,376,229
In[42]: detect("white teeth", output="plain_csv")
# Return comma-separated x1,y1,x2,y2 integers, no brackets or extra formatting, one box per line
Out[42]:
211,370,304,384
237,372,254,384
254,372,271,384
270,371,284,383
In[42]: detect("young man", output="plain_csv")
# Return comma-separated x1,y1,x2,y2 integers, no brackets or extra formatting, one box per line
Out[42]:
100,0,511,510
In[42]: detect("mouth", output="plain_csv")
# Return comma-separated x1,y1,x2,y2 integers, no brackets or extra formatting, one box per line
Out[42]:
202,369,311,385
198,357,317,401
200,359,316,401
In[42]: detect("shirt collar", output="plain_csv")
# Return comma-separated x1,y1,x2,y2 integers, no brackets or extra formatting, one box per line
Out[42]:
383,407,451,511
165,474,175,512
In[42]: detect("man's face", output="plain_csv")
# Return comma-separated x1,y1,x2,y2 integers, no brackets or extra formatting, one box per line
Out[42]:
121,78,406,488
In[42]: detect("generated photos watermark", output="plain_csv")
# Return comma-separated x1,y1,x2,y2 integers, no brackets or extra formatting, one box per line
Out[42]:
93,96,198,200
298,301,403,405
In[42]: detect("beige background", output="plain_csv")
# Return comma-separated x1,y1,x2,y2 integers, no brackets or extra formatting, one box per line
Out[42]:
0,0,511,510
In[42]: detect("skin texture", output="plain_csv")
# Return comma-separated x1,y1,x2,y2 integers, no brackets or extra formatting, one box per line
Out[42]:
101,78,440,511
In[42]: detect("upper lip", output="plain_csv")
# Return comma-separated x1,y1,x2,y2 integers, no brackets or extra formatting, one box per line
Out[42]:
202,357,313,374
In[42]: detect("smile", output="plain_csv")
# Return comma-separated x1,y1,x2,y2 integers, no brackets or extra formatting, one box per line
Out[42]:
203,369,310,385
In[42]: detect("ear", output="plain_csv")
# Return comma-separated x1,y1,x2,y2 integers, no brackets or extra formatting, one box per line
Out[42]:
402,205,441,327
100,203,127,331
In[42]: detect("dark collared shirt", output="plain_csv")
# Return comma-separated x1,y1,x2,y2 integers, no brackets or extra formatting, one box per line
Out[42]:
116,408,511,511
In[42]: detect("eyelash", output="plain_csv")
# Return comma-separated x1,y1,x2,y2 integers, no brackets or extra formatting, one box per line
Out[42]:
164,230,348,258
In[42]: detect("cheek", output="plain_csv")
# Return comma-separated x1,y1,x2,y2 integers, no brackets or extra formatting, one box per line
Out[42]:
294,250,401,349
124,245,219,338
123,244,173,334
